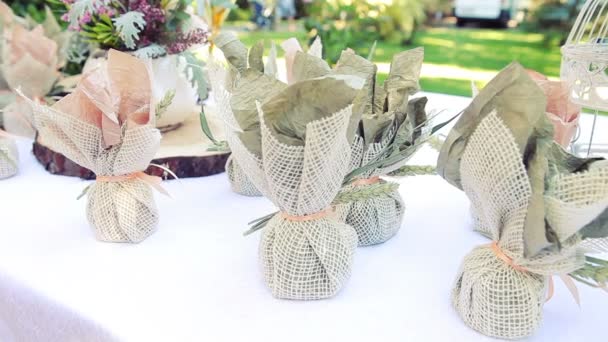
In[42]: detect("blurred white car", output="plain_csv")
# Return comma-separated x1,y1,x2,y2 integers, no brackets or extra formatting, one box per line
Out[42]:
454,0,521,27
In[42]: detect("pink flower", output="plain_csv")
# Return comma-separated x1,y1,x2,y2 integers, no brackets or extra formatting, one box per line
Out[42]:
527,70,581,148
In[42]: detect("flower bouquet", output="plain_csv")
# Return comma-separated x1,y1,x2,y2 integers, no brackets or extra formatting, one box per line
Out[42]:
22,49,165,243
60,0,210,130
437,63,608,339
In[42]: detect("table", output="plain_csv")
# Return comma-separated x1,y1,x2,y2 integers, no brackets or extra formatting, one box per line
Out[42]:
1,93,607,342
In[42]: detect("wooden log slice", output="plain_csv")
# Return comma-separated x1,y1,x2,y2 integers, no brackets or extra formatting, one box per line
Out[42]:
33,109,230,179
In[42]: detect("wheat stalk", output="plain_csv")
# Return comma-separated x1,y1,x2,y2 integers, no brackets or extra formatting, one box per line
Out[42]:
390,165,436,177
333,181,399,205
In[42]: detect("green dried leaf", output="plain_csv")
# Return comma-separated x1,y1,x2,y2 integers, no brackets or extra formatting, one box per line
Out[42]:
200,106,218,144
199,107,229,152
156,89,176,119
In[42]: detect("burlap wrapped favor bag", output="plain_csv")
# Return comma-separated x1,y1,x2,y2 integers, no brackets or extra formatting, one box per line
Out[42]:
332,47,428,246
437,63,608,339
280,37,433,246
0,133,18,179
23,50,164,243
229,75,365,300
207,33,287,196
1,23,60,137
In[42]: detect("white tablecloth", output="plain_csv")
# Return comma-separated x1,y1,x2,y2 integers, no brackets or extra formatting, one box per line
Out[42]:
1,94,607,342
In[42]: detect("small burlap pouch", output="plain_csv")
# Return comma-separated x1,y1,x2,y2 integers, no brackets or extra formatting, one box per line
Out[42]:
24,50,163,243
0,134,18,179
332,47,425,246
225,155,260,197
338,135,405,246
227,75,364,300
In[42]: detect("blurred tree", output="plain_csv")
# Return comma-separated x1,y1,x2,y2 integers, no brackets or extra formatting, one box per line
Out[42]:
4,0,47,22
305,0,426,62
525,0,585,45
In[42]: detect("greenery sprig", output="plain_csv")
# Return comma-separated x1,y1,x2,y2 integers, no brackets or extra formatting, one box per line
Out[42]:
570,255,608,290
243,109,462,236
389,165,436,177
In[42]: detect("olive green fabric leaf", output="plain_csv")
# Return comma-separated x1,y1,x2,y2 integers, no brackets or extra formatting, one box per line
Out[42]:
547,143,602,176
522,133,555,257
261,75,365,146
580,209,608,239
309,36,323,59
437,62,548,191
392,96,428,147
384,47,424,114
334,49,377,119
373,82,387,115
248,41,265,73
265,42,278,79
215,31,249,73
361,114,393,145
292,51,331,83
231,69,287,132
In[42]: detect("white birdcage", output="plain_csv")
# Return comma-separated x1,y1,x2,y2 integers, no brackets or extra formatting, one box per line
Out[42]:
561,0,608,157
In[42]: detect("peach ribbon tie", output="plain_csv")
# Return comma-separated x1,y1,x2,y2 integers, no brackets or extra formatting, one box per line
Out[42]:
352,176,381,186
97,171,170,197
281,208,334,222
489,241,580,306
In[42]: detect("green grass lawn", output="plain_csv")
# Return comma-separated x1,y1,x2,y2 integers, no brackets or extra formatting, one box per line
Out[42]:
232,26,563,97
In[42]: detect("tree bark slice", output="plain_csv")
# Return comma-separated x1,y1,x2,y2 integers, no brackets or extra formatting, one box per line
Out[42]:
32,141,230,180
31,109,230,179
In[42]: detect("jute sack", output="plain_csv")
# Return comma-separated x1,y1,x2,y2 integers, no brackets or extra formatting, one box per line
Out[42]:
0,136,18,179
225,155,261,197
453,111,585,339
339,136,404,246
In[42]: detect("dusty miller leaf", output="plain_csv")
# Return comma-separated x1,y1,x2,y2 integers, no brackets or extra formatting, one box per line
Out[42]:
68,0,111,27
181,51,208,100
113,11,146,49
133,44,168,59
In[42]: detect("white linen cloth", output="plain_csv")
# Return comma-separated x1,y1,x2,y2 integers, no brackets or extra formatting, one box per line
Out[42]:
0,94,607,342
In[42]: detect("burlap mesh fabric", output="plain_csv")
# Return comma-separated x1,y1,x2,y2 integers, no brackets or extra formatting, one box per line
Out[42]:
29,102,161,243
453,112,584,339
224,101,358,299
225,155,261,197
256,107,357,300
208,61,262,197
339,134,405,246
0,136,18,179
